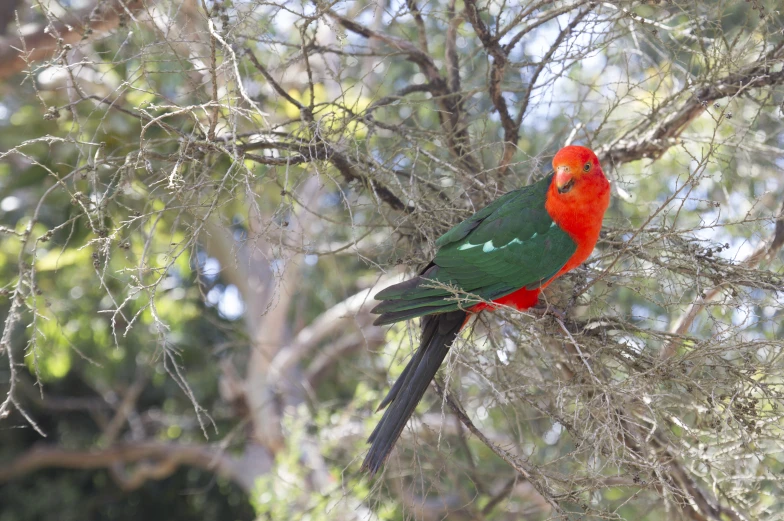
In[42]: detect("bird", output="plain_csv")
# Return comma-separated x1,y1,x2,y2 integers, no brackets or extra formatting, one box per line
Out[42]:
362,145,611,474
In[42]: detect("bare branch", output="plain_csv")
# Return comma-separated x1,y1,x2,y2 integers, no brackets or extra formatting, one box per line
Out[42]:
599,44,784,166
516,10,591,129
327,10,482,174
464,1,590,174
405,0,429,54
101,371,149,445
0,0,150,80
432,380,566,515
463,0,517,175
0,442,259,492
444,0,461,94
270,275,402,382
662,199,784,359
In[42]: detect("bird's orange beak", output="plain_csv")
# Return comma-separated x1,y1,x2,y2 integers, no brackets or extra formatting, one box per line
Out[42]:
555,165,574,194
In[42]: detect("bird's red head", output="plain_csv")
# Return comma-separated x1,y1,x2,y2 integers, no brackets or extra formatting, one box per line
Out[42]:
544,145,611,278
546,144,610,242
552,145,605,196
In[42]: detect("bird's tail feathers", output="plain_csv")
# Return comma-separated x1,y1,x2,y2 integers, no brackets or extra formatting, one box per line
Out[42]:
361,310,466,474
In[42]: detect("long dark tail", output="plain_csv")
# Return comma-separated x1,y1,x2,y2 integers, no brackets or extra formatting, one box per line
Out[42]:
362,310,466,474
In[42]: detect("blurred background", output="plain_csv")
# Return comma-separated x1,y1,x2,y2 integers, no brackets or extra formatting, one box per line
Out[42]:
0,0,783,520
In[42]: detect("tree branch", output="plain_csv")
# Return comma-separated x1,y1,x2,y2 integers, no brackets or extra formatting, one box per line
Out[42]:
662,198,784,359
464,1,590,175
405,0,429,53
463,0,517,175
269,275,402,383
516,10,591,129
327,11,482,174
598,43,784,166
0,0,149,81
101,371,149,445
243,48,410,212
0,441,259,492
432,380,566,515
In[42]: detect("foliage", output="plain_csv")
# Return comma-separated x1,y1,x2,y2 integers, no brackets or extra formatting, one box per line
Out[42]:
1,0,784,520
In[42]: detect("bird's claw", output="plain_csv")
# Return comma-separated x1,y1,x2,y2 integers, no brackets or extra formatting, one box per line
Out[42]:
529,303,566,321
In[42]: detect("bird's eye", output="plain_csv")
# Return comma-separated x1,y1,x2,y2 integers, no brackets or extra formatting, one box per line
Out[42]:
583,162,591,172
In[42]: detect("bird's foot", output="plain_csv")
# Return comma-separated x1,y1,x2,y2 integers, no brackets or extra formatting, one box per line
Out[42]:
529,302,566,321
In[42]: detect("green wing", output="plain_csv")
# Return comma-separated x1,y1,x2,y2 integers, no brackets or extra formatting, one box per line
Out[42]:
373,174,577,325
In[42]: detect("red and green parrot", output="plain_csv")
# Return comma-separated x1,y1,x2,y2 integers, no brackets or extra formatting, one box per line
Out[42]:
363,145,611,473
